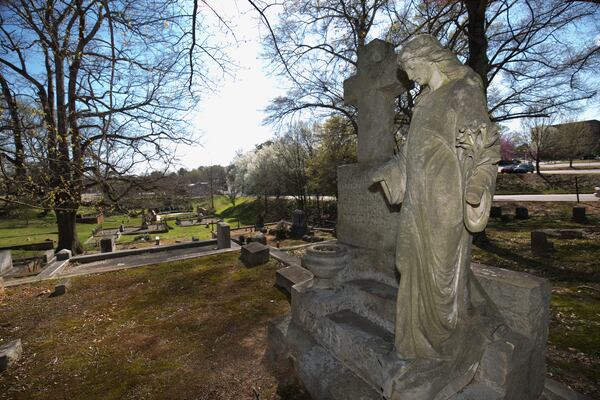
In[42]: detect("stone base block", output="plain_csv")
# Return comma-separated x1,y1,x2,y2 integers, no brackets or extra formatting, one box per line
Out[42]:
0,339,22,372
56,249,72,261
268,263,553,400
275,265,313,294
240,242,270,267
0,250,12,276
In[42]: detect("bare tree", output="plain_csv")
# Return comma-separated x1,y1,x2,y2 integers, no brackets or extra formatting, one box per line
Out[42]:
0,0,225,253
258,0,599,130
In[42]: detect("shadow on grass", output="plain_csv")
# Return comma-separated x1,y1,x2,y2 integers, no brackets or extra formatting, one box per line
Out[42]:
475,238,600,283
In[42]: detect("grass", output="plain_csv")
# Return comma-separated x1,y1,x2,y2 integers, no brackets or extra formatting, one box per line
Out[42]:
471,201,600,396
0,252,308,400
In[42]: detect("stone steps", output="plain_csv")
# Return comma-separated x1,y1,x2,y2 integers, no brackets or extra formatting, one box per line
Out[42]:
314,309,394,389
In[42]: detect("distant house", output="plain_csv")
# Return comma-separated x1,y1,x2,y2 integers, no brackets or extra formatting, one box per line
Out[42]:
548,119,600,159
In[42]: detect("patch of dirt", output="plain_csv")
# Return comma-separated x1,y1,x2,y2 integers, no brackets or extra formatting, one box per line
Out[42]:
0,253,306,400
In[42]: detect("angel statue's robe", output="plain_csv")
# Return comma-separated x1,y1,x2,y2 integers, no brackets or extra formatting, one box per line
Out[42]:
373,72,500,399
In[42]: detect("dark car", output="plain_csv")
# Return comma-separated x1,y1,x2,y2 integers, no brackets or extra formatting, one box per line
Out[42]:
513,162,535,173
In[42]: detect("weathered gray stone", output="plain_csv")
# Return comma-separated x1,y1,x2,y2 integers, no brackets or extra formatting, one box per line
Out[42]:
267,34,554,400
100,237,115,253
572,207,586,222
248,232,267,245
337,164,401,256
542,378,591,400
217,222,231,249
240,242,269,268
56,249,72,261
472,264,551,399
301,244,348,289
275,265,313,294
531,231,554,255
0,250,12,276
0,339,22,372
515,207,529,219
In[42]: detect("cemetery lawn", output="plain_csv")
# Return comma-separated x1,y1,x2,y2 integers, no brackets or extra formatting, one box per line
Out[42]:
0,252,307,400
472,201,600,397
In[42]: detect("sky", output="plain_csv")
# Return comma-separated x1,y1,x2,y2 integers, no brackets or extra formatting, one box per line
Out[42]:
175,2,284,170
174,2,600,170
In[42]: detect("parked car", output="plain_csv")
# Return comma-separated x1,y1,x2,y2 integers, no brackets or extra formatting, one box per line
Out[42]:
513,162,535,173
500,164,516,173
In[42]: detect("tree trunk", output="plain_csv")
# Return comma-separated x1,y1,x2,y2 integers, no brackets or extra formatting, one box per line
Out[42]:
535,158,542,175
465,0,489,90
56,209,83,254
569,159,574,168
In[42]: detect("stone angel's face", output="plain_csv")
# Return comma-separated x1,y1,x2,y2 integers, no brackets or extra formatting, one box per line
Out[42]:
401,57,432,86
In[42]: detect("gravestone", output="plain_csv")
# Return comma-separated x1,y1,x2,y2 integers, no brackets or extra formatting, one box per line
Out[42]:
290,209,307,238
56,249,72,261
100,237,115,253
516,207,529,219
337,39,408,258
240,242,269,268
217,222,231,249
0,250,13,276
531,231,554,255
490,206,502,218
572,206,586,222
267,35,553,400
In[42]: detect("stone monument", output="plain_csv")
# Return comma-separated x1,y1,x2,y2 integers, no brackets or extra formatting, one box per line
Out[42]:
267,35,552,400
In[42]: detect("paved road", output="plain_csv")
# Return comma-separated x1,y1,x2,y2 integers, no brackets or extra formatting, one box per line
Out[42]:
540,161,600,169
494,194,598,202
539,169,600,175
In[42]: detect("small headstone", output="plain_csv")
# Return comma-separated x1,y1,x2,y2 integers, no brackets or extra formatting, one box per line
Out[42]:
291,209,307,238
515,207,529,219
119,224,125,233
0,250,13,276
51,279,71,297
192,236,199,242
531,231,554,255
490,206,502,218
239,235,246,245
256,214,265,230
141,221,149,230
572,206,587,222
241,242,270,268
100,237,115,253
217,222,231,249
56,249,72,261
155,236,160,246
0,339,22,372
249,232,267,245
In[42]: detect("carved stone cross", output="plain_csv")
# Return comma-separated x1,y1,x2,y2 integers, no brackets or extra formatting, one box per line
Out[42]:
344,39,408,167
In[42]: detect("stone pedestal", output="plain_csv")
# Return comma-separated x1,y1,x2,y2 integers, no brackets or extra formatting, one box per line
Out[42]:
0,250,13,276
240,242,269,267
217,222,231,249
267,258,551,400
56,249,72,261
100,237,115,253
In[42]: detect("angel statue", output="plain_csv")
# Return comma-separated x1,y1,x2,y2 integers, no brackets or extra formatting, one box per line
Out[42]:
371,34,502,399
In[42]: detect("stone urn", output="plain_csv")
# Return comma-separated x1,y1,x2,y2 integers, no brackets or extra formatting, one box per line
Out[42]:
301,243,348,288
